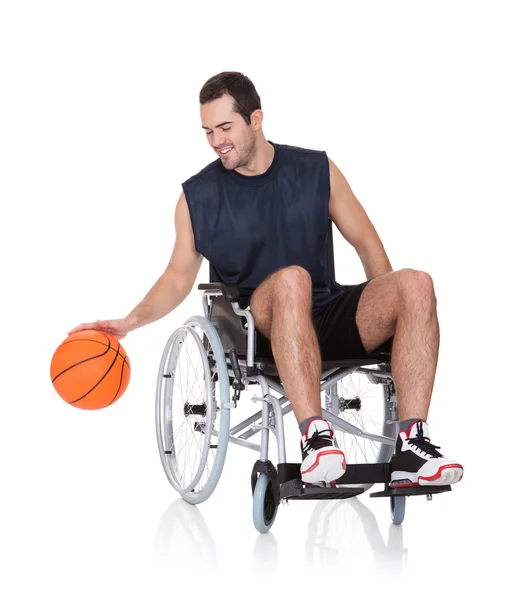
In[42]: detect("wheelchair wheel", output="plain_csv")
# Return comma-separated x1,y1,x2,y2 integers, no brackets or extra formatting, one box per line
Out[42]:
326,363,397,490
155,315,231,505
252,473,279,534
391,496,406,525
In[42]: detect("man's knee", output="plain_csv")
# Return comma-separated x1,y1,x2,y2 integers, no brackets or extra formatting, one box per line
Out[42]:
397,268,436,304
257,265,311,300
251,265,311,333
274,265,312,293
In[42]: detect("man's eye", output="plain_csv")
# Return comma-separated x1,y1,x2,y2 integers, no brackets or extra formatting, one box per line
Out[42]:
222,127,231,131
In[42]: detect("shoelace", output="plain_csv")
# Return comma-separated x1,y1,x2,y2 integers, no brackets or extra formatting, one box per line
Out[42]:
302,429,333,453
409,421,443,458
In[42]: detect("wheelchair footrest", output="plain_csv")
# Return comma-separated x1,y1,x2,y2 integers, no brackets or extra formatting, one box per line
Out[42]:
280,478,365,501
278,462,391,486
370,484,452,498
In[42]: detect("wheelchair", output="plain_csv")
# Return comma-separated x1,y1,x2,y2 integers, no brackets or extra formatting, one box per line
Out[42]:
155,222,452,534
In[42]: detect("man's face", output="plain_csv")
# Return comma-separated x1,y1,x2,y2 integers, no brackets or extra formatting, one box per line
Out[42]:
200,93,256,170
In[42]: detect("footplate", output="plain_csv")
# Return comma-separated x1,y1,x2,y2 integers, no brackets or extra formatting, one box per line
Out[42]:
370,484,451,498
280,478,365,501
277,462,391,486
276,463,453,501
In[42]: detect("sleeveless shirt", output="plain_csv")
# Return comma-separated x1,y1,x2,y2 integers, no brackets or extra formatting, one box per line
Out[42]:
182,141,347,311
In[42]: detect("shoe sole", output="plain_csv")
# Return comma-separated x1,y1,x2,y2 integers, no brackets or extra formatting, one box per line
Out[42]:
301,450,346,484
390,463,464,488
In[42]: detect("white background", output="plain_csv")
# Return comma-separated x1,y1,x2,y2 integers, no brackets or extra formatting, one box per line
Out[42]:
1,0,525,597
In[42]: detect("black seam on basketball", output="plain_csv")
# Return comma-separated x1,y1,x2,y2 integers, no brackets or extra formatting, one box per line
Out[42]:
69,343,121,404
106,355,127,407
105,340,125,407
52,339,113,382
60,337,128,362
53,333,130,406
53,340,129,382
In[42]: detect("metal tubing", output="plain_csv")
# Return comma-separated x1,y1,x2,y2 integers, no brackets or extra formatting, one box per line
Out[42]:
321,408,395,446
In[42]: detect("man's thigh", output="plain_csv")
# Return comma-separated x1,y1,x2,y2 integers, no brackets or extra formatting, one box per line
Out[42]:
250,266,312,352
253,281,392,361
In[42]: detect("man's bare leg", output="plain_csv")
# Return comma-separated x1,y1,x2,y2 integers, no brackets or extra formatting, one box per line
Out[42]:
250,265,461,486
355,268,439,421
250,265,322,423
356,269,463,486
251,266,439,424
251,265,348,483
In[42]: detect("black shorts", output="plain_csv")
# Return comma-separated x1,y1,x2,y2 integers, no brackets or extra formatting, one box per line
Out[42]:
254,281,393,361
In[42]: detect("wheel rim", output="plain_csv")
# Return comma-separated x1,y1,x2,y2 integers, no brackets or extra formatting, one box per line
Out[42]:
157,322,223,495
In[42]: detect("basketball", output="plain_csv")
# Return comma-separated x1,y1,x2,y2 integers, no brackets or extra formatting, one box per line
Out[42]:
50,329,131,410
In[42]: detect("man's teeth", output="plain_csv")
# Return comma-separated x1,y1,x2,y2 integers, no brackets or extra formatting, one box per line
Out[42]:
220,147,233,154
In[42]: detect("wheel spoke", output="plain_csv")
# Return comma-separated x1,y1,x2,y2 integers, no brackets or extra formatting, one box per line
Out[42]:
331,368,397,468
155,317,230,501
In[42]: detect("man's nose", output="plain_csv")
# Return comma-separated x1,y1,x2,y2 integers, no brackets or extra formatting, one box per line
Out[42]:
213,133,227,149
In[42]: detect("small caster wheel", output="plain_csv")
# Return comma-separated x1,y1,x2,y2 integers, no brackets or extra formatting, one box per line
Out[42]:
391,495,406,525
253,473,279,533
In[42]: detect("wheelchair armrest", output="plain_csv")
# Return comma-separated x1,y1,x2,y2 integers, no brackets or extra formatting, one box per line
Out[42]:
197,282,240,303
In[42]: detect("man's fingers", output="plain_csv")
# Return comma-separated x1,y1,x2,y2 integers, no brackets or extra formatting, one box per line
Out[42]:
68,324,92,335
68,321,122,337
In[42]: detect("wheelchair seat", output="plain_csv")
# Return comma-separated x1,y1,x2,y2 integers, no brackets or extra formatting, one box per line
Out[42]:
254,352,391,377
197,285,392,379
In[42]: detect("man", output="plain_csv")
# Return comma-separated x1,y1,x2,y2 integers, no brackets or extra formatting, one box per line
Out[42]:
69,71,463,488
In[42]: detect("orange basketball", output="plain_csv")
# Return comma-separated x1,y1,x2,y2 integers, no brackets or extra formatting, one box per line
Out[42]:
50,329,131,410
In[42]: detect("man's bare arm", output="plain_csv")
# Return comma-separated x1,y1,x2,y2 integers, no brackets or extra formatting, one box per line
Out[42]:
125,192,203,330
327,156,392,279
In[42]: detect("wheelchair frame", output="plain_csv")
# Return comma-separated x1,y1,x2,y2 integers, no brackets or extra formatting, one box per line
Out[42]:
204,285,449,529
156,221,452,533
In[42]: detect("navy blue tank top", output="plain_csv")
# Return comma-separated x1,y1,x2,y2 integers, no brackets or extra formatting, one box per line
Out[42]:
182,141,347,311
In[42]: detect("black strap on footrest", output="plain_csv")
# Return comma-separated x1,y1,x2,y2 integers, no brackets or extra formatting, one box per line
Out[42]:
277,462,392,485
278,463,301,483
338,463,392,485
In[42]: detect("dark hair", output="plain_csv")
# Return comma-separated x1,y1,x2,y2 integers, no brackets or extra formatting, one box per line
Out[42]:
199,71,261,126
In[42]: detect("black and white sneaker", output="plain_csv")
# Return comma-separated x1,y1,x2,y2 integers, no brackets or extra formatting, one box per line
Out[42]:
390,419,464,488
300,418,347,485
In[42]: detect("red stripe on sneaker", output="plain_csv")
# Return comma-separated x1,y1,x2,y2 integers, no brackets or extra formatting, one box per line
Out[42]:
391,463,464,488
390,481,419,489
418,463,463,483
301,450,345,475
